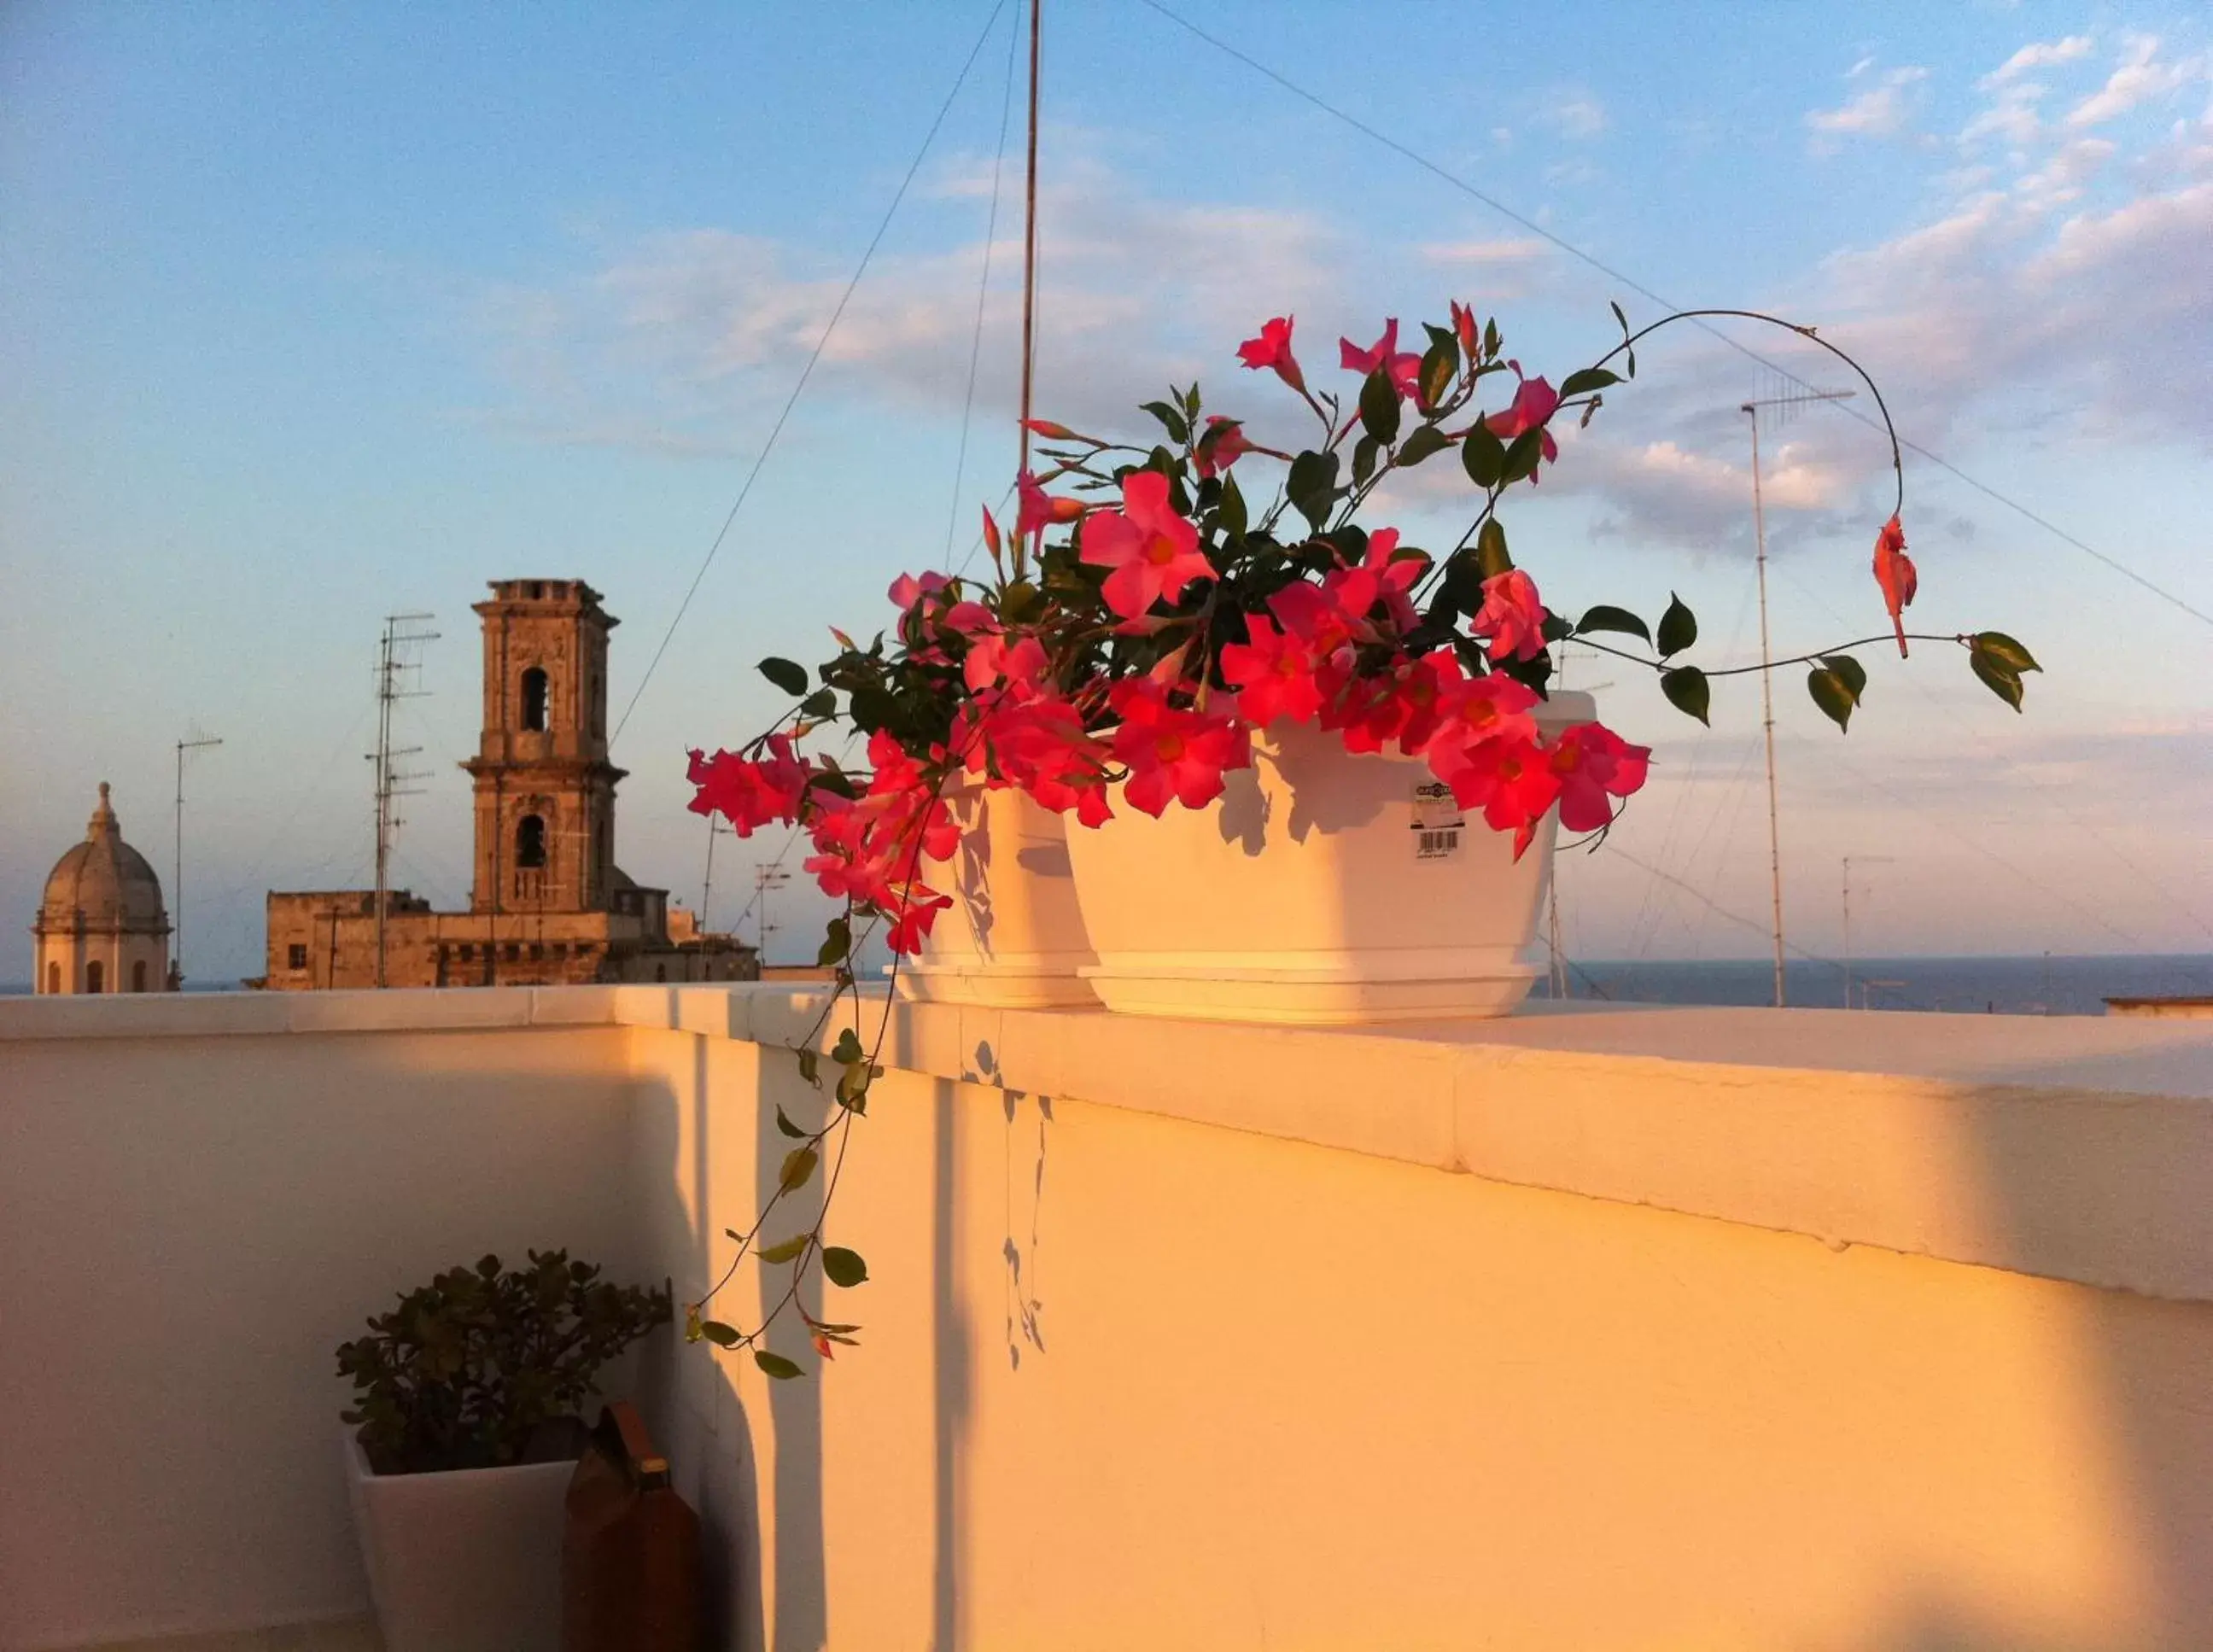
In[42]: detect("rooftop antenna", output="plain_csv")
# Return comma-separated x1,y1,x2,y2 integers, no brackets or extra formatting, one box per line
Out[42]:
369,612,439,989
1016,0,1042,491
1544,644,1614,1002
1842,854,1895,1009
700,818,737,932
753,863,791,961
172,728,223,989
1740,381,1855,1008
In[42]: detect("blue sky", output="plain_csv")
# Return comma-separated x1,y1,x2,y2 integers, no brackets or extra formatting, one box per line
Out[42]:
3,0,2210,981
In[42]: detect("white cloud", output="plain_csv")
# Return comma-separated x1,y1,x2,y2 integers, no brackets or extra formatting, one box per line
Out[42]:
1807,66,1930,145
1540,94,1607,141
2065,34,2203,128
1981,35,2093,89
1961,81,2047,148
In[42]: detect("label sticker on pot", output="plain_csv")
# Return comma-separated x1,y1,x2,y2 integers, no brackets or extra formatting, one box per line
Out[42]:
1412,779,1465,861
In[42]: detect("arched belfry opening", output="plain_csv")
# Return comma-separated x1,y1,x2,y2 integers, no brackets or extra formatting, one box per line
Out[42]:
516,814,547,869
520,667,549,732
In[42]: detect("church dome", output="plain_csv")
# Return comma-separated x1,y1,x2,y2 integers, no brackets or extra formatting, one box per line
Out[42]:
37,784,170,937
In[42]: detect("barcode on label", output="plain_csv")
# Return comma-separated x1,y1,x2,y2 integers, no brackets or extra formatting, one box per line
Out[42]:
1416,828,1462,861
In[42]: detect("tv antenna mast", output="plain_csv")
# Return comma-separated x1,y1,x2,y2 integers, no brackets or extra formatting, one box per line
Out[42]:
1842,854,1895,1009
753,863,791,960
172,728,224,989
700,819,738,931
1740,381,1854,1008
368,611,439,988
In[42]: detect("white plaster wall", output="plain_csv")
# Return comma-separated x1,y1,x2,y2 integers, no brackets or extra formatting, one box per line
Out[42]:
0,1017,645,1649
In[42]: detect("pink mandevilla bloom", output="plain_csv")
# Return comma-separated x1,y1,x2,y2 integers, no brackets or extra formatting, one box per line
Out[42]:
686,734,809,837
1219,613,1325,728
1236,316,1306,394
1548,722,1651,833
1080,470,1212,620
1416,674,1541,784
1872,514,1916,658
1472,569,1550,663
1340,318,1422,399
1445,734,1563,859
886,570,951,613
1194,417,1253,480
1107,678,1249,818
1485,368,1562,478
1016,470,1084,540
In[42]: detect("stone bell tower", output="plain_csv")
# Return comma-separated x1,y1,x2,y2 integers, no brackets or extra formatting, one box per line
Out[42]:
461,580,624,914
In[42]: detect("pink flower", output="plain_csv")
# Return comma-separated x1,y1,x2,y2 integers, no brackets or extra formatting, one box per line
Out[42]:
1340,318,1422,399
1439,733,1562,859
1080,470,1212,620
1415,674,1541,778
1106,679,1249,817
1219,613,1325,728
1872,514,1916,658
1356,528,1426,636
1237,316,1306,394
887,570,951,613
962,630,1048,695
1484,368,1561,480
686,735,810,836
1016,470,1084,540
1472,569,1550,663
1341,648,1463,757
1547,722,1651,833
1194,417,1253,480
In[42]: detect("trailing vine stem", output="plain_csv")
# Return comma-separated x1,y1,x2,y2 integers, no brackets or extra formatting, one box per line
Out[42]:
1573,631,1974,679
1586,306,1906,521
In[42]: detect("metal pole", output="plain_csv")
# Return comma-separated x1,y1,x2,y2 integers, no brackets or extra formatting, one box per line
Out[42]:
374,621,394,989
1016,0,1042,530
1743,404,1786,1008
1842,855,1851,1010
174,734,222,989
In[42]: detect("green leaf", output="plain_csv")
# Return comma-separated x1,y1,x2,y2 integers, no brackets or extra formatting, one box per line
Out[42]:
1352,434,1380,488
1474,519,1513,581
774,1105,810,1139
796,1048,820,1087
1610,299,1628,335
1819,654,1868,698
798,688,836,719
820,1246,869,1287
1287,449,1338,532
1661,665,1711,726
753,1351,803,1381
835,1062,873,1112
1217,471,1248,540
1655,593,1697,659
1397,425,1452,467
1001,580,1043,623
1499,428,1546,484
779,1147,819,1193
1460,420,1507,488
1540,613,1574,644
816,917,851,968
1806,666,1860,731
831,1028,865,1065
1140,400,1189,445
700,1319,742,1348
1575,604,1650,644
1558,366,1621,400
1483,317,1501,359
1358,368,1401,447
759,657,809,698
1971,651,2026,712
1971,631,2040,674
758,1234,810,1264
1417,338,1457,411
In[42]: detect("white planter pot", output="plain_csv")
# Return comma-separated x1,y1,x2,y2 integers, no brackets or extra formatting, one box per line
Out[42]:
1065,692,1596,1025
344,1435,569,1652
894,784,1101,1009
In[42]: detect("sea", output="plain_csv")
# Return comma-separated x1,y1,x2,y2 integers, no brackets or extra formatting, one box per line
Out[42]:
1528,953,2213,1017
6,954,2210,1017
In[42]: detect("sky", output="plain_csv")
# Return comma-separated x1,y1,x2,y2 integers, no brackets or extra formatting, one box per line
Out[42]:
3,0,2210,983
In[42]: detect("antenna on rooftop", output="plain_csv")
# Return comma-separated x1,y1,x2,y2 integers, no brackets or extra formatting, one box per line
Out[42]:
1739,382,1855,1009
753,863,791,961
172,728,224,990
369,612,440,989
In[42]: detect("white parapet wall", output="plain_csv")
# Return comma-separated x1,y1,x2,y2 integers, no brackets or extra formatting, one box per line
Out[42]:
3,985,2211,1650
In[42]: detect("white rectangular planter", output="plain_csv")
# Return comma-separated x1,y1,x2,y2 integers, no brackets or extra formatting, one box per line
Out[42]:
1065,692,1594,1025
894,784,1101,1009
344,1435,569,1652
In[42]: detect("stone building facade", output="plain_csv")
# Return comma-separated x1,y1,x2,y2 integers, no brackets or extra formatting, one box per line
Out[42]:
261,579,754,989
32,784,174,994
